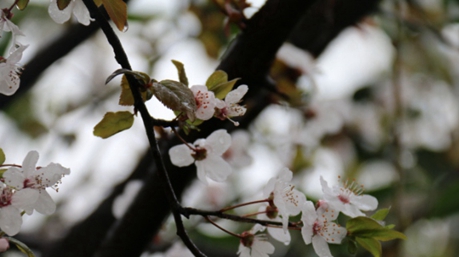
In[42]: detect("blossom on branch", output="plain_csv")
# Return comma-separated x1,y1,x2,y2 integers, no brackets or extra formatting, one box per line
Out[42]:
263,167,306,231
238,224,275,257
0,9,24,45
169,129,232,184
190,85,217,120
301,201,347,257
320,176,378,217
48,0,91,26
257,205,291,245
0,44,28,96
3,150,70,216
215,85,248,125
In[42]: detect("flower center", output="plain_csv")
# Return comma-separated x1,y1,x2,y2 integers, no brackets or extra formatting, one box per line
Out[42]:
192,147,207,161
240,231,254,247
0,188,13,207
195,90,211,109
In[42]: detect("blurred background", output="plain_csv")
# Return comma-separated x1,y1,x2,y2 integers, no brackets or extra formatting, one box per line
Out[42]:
1,0,459,256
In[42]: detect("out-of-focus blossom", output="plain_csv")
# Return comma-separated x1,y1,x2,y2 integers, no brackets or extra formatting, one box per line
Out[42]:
238,224,275,257
48,0,92,26
190,85,217,120
0,9,24,45
0,44,28,96
169,129,232,184
320,176,377,217
257,205,291,245
0,237,9,252
223,130,252,168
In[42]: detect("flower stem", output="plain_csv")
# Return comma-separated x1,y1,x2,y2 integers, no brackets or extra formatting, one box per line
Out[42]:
220,199,270,212
204,216,242,239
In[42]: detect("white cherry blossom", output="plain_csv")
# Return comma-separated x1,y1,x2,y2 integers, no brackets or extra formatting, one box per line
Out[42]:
48,0,92,26
257,205,291,245
215,85,248,125
3,150,70,215
301,201,347,257
238,224,275,257
190,85,217,120
263,167,306,231
0,185,32,235
0,44,28,96
0,9,24,45
223,130,252,168
320,176,378,217
169,129,232,184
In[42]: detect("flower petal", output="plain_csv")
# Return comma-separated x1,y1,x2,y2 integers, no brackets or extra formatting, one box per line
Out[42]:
3,167,25,189
48,0,73,24
22,150,39,177
267,226,291,245
39,163,71,187
35,190,56,215
301,201,318,226
72,0,92,25
225,85,248,104
312,235,333,257
205,129,231,155
0,205,22,236
199,155,232,182
169,144,194,167
12,188,39,215
352,194,378,211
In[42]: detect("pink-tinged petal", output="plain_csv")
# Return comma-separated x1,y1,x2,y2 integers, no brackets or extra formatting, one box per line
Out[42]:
72,0,92,25
301,201,318,226
35,190,56,215
225,85,248,104
0,205,22,236
48,0,73,24
312,235,333,257
169,144,194,167
39,163,70,187
3,168,25,189
22,151,39,177
12,188,39,215
191,85,217,120
199,155,232,182
205,129,231,155
352,194,378,211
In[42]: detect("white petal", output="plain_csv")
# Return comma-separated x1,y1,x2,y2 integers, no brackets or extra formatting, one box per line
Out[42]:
0,206,22,236
237,244,250,257
195,161,208,185
35,190,56,215
48,0,73,24
22,151,39,177
301,224,313,245
342,204,364,218
205,129,232,155
312,235,333,257
169,144,194,167
39,163,70,187
0,67,19,95
251,240,275,257
352,194,378,211
324,224,347,244
72,0,92,25
263,178,276,198
301,201,318,225
225,85,248,104
199,155,232,182
7,44,28,64
3,168,25,189
267,226,291,245
320,176,334,196
12,188,39,214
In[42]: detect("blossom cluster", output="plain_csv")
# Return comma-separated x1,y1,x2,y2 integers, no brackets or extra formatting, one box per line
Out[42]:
238,169,378,257
0,151,70,236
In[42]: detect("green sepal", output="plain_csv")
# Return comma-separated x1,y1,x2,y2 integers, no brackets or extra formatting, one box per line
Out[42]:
171,60,189,86
93,111,134,139
6,236,35,257
347,239,358,255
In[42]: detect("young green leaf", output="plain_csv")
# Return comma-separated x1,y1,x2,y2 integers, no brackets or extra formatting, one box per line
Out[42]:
16,0,30,10
206,70,228,89
118,75,151,106
347,216,383,233
101,0,128,31
211,79,239,100
93,111,134,139
355,237,381,257
352,228,407,241
0,148,5,166
171,60,189,86
7,236,35,257
371,208,390,221
152,80,197,121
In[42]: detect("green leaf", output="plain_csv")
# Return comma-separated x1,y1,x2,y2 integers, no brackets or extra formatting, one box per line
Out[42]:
371,208,390,221
93,111,134,139
118,75,151,106
347,216,383,233
0,169,7,177
206,70,228,89
212,79,239,100
101,0,128,31
355,237,381,257
152,80,197,121
353,229,406,241
57,0,71,10
7,237,35,257
347,239,358,254
0,148,5,166
16,0,30,10
171,60,189,86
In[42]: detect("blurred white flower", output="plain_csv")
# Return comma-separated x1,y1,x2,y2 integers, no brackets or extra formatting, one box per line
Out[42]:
223,130,252,168
301,201,346,257
257,205,291,245
238,224,275,257
320,176,377,217
169,129,232,184
48,0,92,26
190,85,217,120
0,9,24,45
263,167,306,231
3,150,70,215
0,44,28,96
0,186,28,235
